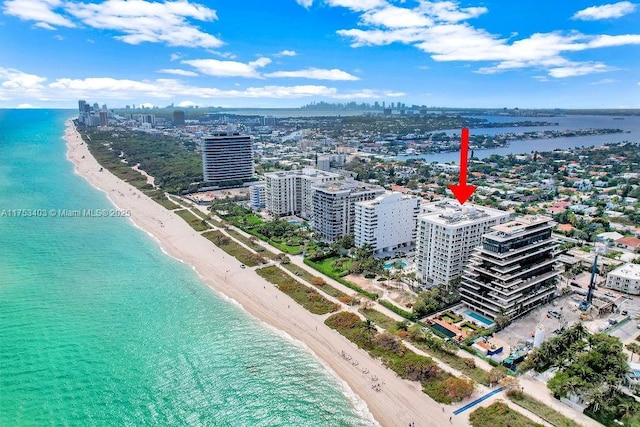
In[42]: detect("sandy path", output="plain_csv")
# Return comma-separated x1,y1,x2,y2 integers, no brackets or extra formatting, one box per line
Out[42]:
65,121,469,427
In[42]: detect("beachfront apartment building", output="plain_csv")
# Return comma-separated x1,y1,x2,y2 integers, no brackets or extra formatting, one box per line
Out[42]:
354,192,421,255
312,179,384,242
264,168,340,219
202,132,254,184
460,215,560,321
249,183,266,210
415,200,510,288
605,263,640,295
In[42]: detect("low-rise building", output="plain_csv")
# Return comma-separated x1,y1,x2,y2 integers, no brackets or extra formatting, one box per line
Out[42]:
249,183,266,210
605,263,640,295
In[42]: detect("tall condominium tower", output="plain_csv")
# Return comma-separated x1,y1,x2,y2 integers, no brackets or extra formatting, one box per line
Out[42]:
354,192,421,255
202,132,254,184
460,215,560,321
415,200,510,288
264,168,340,219
312,179,384,242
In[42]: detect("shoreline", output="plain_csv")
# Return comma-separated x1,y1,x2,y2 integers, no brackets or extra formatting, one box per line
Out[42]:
64,120,462,427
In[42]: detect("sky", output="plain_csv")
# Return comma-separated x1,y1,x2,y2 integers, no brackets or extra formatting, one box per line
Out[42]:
0,0,639,109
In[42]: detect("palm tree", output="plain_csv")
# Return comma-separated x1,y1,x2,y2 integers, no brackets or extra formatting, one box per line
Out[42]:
363,319,376,344
626,342,640,362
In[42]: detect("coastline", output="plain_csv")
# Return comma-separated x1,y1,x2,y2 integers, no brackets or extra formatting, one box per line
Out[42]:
64,120,460,426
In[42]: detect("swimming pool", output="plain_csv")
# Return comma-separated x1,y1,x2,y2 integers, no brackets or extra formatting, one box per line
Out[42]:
464,310,494,327
383,261,407,269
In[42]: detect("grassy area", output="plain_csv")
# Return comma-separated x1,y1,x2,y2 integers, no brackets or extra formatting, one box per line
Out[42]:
168,195,191,208
359,308,400,332
378,299,417,321
175,209,210,232
469,401,543,427
280,263,350,300
202,230,264,267
145,189,180,210
305,258,378,300
325,312,474,404
507,392,581,427
256,266,338,315
190,208,209,220
225,229,278,260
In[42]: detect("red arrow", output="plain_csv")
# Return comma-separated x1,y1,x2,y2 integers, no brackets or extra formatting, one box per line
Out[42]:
448,128,477,205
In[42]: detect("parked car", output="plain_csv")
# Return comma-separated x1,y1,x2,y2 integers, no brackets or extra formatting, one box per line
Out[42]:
240,264,246,269
548,310,561,319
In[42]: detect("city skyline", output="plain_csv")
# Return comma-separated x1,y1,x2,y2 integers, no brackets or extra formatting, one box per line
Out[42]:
1,0,639,109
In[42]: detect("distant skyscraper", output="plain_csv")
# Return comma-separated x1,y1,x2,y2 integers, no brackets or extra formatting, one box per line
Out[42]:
202,132,254,184
78,100,86,114
99,110,108,127
173,110,185,126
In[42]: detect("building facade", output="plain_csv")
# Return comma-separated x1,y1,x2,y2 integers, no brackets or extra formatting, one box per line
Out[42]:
354,192,420,254
202,132,254,184
264,168,340,219
605,264,640,295
415,200,510,287
460,215,560,321
312,180,384,242
249,183,266,210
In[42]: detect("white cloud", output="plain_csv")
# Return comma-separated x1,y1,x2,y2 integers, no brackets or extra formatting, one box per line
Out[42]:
326,0,386,12
157,68,199,76
0,67,47,91
548,62,610,78
417,1,487,23
295,0,313,8
177,100,198,107
0,67,404,104
573,1,636,20
34,21,56,30
276,50,297,56
3,0,75,28
170,53,183,61
362,5,432,28
66,0,223,48
264,67,360,80
330,0,640,78
17,103,36,108
183,57,271,78
591,78,616,85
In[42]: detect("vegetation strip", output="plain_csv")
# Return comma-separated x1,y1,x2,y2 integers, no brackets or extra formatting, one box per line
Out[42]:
507,391,581,427
469,401,544,427
256,266,338,315
325,312,474,404
201,230,265,267
175,209,211,232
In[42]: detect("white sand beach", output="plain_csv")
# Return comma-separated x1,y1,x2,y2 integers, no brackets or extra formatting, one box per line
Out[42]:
65,121,466,427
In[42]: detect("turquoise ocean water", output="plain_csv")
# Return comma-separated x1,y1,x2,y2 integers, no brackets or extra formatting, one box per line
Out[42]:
0,110,375,426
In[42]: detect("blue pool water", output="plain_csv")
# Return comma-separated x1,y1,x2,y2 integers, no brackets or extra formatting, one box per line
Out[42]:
383,261,407,269
464,310,494,326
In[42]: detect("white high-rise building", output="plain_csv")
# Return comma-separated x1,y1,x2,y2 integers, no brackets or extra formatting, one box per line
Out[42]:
249,183,266,210
264,168,340,219
312,179,384,242
354,192,421,254
202,132,254,184
415,199,510,287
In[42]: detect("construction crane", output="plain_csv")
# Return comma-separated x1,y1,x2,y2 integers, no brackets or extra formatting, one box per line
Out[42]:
579,252,599,312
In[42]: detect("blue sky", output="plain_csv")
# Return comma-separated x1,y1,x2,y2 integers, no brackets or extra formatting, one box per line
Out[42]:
0,0,639,108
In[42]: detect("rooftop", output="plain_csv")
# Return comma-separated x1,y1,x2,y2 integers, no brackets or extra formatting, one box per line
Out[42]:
418,199,509,227
609,263,640,280
264,167,340,179
490,215,553,238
